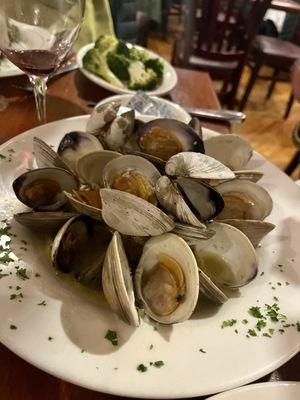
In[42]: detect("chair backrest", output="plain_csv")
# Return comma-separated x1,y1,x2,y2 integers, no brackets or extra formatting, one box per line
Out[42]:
185,0,271,63
291,60,300,102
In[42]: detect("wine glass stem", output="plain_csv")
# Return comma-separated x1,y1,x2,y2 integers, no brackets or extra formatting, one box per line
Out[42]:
28,75,48,124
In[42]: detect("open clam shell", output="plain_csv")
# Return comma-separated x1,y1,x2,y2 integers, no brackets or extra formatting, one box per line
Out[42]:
97,110,135,151
57,131,103,172
76,150,121,187
138,118,204,161
198,269,228,304
13,167,79,211
220,219,275,247
51,215,112,284
165,152,235,180
176,177,224,221
135,233,200,324
193,222,258,288
102,231,140,327
215,180,273,221
33,137,71,171
156,175,207,227
64,191,103,220
100,189,175,236
234,170,264,183
173,222,215,245
204,134,253,170
14,211,78,232
86,103,119,134
103,155,161,204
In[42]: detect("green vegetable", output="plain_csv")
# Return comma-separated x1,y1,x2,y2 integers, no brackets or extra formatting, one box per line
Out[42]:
247,329,257,337
16,268,29,280
144,58,164,79
153,360,164,368
83,34,164,91
137,364,147,372
105,329,118,346
107,51,130,81
128,61,159,90
221,319,237,328
248,306,264,319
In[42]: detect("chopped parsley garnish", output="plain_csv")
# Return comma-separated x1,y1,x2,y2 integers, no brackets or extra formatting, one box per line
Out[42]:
21,240,27,245
256,320,266,331
285,281,290,286
277,282,282,286
137,364,147,372
105,330,118,346
199,348,206,353
296,322,300,332
260,271,264,276
16,268,29,280
268,328,275,335
248,306,264,319
48,336,53,341
0,154,6,160
8,149,15,153
10,293,23,301
37,300,47,306
149,344,153,350
0,251,14,264
242,319,248,324
234,329,238,334
0,272,9,279
81,349,85,353
153,360,164,368
35,273,41,277
221,319,237,328
273,296,279,302
263,333,271,338
247,329,257,337
10,324,17,330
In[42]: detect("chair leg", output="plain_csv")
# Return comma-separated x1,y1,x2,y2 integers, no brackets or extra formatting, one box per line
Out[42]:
284,151,299,175
265,68,280,100
284,92,294,119
239,61,262,111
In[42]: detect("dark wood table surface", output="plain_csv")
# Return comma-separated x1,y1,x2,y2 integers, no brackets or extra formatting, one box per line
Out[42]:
0,67,299,399
271,0,300,13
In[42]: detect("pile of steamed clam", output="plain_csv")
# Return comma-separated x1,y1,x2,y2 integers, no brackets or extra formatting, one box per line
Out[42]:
12,103,275,326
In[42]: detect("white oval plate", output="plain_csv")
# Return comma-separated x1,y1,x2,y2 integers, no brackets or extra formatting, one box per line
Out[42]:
0,116,299,399
95,94,191,123
76,43,178,96
0,58,24,78
208,381,300,400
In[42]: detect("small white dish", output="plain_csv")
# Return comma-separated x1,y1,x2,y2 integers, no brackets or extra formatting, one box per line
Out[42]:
76,43,178,96
207,381,300,400
95,94,191,123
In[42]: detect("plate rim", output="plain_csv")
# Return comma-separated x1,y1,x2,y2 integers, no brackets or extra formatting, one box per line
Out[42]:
207,381,300,400
0,115,299,399
76,42,178,96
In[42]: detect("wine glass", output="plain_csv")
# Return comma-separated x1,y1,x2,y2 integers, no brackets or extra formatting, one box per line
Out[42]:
0,0,85,123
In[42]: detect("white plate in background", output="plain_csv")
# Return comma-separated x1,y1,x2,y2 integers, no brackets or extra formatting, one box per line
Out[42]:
95,94,191,123
207,381,300,400
77,43,178,96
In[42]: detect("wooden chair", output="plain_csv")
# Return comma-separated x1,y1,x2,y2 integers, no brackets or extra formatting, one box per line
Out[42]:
285,60,300,175
172,0,271,108
240,22,300,112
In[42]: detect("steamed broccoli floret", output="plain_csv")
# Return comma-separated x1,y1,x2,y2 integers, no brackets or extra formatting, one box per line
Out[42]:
129,46,148,62
128,61,158,91
94,34,118,52
115,40,130,58
144,58,164,80
107,51,130,81
82,48,124,88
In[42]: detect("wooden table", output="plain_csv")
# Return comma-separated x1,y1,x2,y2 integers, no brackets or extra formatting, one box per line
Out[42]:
271,0,300,14
0,67,299,399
